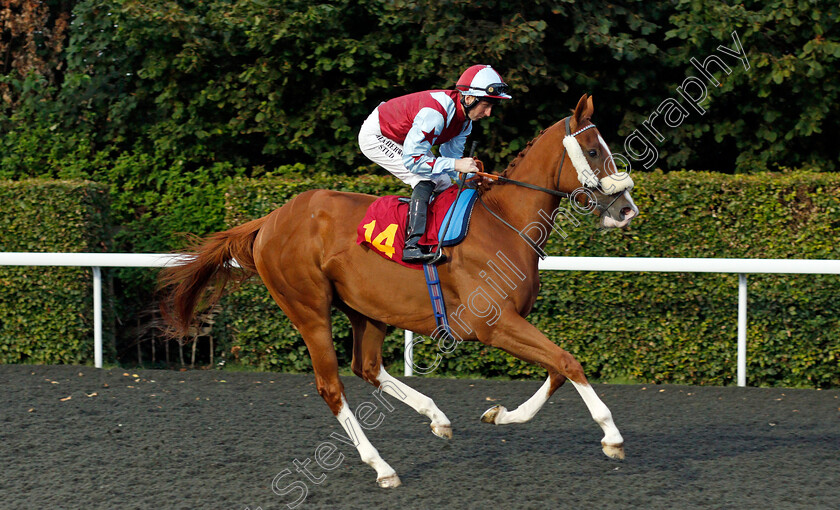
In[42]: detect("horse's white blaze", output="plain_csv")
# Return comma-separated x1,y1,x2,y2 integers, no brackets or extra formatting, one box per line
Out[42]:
375,365,450,428
569,381,624,446
492,377,552,424
335,394,397,481
597,133,613,162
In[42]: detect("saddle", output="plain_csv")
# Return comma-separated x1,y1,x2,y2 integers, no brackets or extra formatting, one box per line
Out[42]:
356,186,479,269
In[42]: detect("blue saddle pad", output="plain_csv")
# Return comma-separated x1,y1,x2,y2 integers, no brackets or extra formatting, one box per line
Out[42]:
438,188,478,247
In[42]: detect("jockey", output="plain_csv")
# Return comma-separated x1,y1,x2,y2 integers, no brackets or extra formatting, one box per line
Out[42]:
358,65,512,264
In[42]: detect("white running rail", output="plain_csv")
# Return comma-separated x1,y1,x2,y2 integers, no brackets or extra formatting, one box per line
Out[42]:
538,257,840,386
0,253,189,369
2,253,839,386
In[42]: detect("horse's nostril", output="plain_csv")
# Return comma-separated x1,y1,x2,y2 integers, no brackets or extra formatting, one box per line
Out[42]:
620,207,633,220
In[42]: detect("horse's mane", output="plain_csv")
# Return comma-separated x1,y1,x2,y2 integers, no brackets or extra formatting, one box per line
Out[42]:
499,128,548,178
475,127,549,196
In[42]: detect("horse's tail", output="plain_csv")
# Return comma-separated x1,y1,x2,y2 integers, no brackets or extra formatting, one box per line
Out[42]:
158,216,267,339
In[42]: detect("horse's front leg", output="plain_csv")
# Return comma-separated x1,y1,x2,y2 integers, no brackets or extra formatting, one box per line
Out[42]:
478,309,625,460
568,379,625,459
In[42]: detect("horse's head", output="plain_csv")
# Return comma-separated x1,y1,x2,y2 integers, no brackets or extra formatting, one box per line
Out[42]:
560,94,639,229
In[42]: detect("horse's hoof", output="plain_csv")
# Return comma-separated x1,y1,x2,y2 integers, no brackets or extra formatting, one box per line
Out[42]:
480,404,506,424
602,443,625,460
377,473,402,488
431,423,453,439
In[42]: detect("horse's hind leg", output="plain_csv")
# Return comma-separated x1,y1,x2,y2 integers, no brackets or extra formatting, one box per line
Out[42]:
343,308,453,439
256,270,401,487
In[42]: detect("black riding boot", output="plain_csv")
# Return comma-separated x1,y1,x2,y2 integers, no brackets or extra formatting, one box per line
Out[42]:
402,181,446,265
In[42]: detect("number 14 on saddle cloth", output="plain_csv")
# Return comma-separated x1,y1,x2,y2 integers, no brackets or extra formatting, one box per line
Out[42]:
356,186,478,269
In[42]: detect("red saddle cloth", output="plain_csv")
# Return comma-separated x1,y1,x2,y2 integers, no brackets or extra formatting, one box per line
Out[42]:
356,186,461,269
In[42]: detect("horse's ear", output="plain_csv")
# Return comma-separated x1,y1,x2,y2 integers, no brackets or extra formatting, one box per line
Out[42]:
572,93,594,129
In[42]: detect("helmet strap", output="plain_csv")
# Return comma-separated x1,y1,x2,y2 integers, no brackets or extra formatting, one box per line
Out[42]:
460,93,479,113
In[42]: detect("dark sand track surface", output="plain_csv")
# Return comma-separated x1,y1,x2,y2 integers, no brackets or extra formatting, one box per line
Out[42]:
2,365,838,509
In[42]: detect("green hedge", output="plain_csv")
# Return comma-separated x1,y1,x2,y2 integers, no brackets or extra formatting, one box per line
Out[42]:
216,170,840,388
0,180,112,364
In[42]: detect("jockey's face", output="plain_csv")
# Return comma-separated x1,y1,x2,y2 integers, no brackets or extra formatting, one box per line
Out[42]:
466,97,495,121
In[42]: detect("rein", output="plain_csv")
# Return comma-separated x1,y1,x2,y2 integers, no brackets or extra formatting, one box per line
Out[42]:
474,172,571,200
472,116,574,258
473,116,573,200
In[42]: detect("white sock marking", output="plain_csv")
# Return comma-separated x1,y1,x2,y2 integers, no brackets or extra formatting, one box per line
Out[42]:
494,377,552,424
334,395,396,479
570,381,624,445
375,365,450,427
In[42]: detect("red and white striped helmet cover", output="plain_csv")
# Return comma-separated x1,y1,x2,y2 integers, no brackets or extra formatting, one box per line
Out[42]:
455,65,512,99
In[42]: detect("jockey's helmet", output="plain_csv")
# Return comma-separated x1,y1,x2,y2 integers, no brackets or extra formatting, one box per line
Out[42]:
455,65,512,106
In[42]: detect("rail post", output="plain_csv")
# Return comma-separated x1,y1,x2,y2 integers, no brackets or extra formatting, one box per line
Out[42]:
404,330,413,376
93,267,103,369
737,273,747,387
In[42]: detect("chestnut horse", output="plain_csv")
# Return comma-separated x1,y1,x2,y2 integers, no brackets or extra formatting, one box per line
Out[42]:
159,94,638,488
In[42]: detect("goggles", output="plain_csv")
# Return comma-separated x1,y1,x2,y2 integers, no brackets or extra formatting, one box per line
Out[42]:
483,83,509,97
460,83,510,97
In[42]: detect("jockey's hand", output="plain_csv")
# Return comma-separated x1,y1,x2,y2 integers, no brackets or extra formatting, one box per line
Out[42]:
454,157,479,174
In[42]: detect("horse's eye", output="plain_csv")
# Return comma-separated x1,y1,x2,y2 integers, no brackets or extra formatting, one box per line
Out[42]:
588,149,597,158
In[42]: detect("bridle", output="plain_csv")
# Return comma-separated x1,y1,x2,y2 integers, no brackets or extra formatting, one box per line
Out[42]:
474,116,625,257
